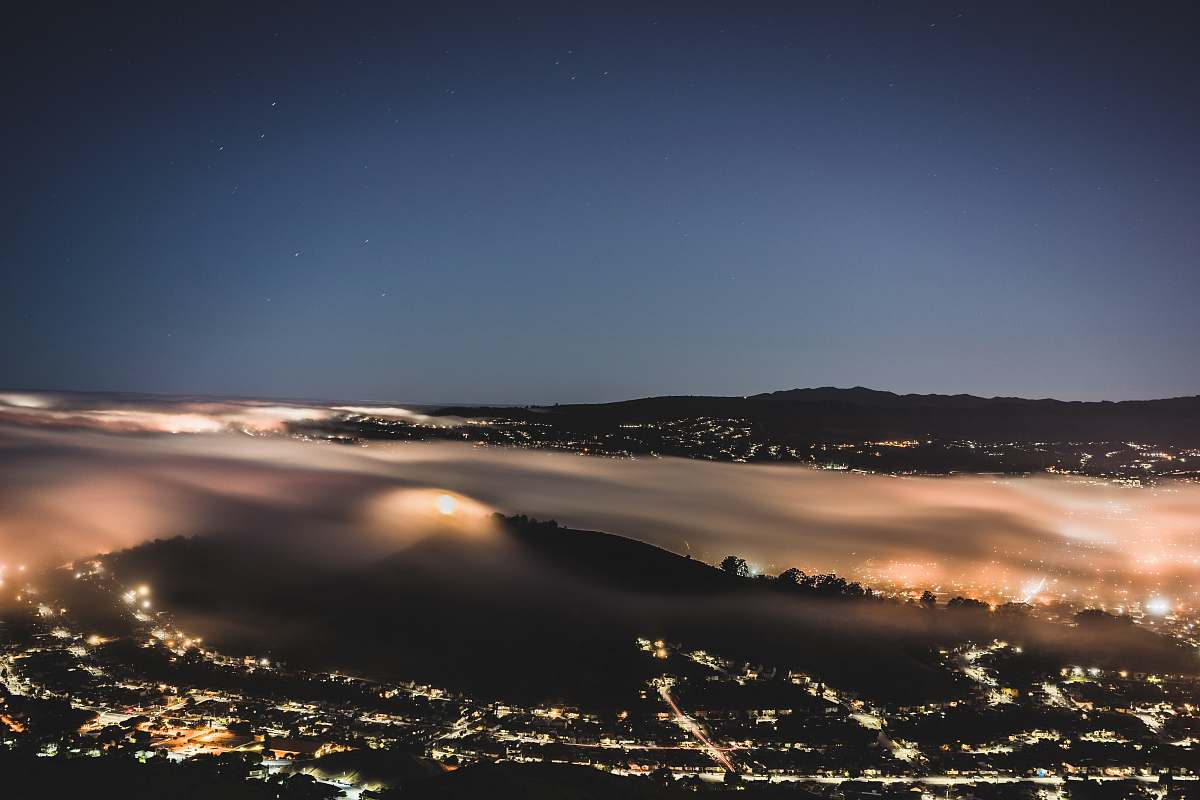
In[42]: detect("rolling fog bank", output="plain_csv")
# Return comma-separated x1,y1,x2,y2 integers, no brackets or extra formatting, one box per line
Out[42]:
1,418,1197,608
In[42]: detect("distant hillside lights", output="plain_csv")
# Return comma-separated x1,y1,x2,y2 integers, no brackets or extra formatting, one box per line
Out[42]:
121,584,152,609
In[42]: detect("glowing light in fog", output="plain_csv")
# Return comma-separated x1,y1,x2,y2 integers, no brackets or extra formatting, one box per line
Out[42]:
1145,597,1171,616
435,494,458,516
1020,576,1047,604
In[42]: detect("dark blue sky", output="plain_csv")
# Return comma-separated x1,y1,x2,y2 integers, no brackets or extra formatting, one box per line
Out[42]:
3,2,1198,403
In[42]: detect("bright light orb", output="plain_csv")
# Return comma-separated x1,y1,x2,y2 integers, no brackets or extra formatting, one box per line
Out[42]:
435,494,458,516
1145,597,1171,616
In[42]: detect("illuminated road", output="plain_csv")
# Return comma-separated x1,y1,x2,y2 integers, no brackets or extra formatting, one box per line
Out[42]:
656,680,736,772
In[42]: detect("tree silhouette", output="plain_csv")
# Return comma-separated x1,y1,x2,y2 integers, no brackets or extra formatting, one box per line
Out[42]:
946,596,989,612
777,567,806,586
720,555,749,577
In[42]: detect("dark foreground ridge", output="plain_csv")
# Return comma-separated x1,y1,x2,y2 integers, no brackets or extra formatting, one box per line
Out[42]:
4,515,1200,798
50,515,1197,707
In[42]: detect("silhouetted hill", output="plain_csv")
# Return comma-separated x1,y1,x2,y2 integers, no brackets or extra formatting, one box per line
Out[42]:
435,387,1200,445
502,515,738,595
97,517,1196,709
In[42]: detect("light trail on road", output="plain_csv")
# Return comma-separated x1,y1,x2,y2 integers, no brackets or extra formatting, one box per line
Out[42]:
656,680,736,773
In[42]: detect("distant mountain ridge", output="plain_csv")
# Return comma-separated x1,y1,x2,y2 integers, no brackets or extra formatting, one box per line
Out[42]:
563,385,1200,410
436,386,1200,445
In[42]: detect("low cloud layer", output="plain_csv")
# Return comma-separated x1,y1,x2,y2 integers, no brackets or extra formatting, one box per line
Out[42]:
2,400,1198,611
0,391,458,433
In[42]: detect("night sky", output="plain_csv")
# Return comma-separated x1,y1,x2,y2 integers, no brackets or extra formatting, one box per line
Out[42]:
3,2,1198,404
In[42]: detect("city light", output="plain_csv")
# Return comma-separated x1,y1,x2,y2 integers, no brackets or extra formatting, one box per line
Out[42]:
1145,596,1171,616
1020,577,1047,604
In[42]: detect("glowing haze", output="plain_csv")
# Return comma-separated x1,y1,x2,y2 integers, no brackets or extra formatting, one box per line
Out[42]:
0,391,459,433
1,394,1196,610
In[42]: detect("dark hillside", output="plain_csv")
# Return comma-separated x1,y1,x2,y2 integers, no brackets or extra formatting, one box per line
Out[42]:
98,517,1196,710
